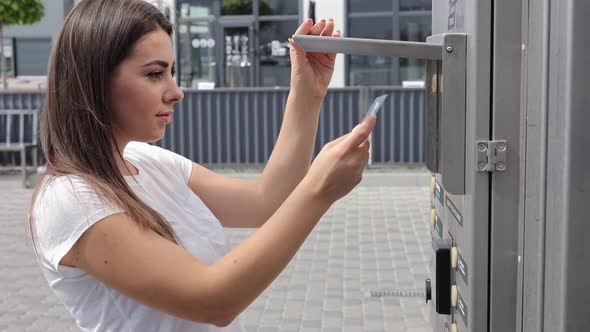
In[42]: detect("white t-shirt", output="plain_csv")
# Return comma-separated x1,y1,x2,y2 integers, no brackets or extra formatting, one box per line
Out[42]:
32,142,244,332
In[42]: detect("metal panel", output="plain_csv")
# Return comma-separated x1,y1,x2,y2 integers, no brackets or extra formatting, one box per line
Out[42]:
542,0,590,331
429,0,493,331
488,0,523,331
518,0,549,330
425,33,467,195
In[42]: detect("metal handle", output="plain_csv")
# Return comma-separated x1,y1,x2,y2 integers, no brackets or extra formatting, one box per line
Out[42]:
292,34,443,60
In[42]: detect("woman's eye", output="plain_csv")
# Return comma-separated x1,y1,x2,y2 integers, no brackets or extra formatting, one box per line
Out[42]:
171,67,176,77
148,71,163,79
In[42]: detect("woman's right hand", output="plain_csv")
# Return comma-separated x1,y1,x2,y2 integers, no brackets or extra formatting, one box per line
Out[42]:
303,114,378,204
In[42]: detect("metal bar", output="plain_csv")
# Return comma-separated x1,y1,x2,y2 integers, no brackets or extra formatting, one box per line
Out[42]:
418,90,424,162
206,93,212,163
257,15,298,21
19,113,24,145
389,94,398,162
188,93,194,161
292,35,443,60
216,93,221,163
263,92,268,161
329,94,334,139
197,94,203,162
244,93,250,163
6,113,11,145
225,92,230,163
254,93,259,163
400,90,406,162
179,92,185,157
338,92,344,136
409,91,415,162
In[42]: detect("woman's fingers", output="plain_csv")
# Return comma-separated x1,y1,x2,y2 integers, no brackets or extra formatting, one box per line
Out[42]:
310,19,326,35
293,18,313,36
288,38,304,55
320,19,335,37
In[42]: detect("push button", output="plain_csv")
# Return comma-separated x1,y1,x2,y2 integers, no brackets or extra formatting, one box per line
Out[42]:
431,175,436,194
431,208,437,228
451,285,458,307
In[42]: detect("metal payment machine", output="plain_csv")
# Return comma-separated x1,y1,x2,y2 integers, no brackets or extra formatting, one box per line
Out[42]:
294,0,590,331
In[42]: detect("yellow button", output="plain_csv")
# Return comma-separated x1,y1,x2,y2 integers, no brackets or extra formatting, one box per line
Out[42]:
431,176,436,194
431,209,436,228
451,285,458,307
451,323,458,332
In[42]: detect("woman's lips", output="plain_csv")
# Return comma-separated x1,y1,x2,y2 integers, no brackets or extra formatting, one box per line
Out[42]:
156,113,172,124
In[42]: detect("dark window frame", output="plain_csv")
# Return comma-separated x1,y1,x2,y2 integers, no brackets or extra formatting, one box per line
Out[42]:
176,0,303,87
345,0,431,86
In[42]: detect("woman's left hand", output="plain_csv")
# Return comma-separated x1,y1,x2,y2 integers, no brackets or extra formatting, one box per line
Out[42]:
289,18,341,100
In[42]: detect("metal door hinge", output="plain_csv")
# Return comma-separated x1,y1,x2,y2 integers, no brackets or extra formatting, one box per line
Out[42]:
476,140,507,172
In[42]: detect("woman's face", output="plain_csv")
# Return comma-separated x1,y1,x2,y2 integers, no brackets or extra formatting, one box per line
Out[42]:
108,28,184,145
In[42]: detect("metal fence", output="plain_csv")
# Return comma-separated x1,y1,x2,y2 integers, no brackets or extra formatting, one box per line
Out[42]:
0,87,425,166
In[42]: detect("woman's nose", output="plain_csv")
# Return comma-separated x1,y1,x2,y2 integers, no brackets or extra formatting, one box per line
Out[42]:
165,82,184,105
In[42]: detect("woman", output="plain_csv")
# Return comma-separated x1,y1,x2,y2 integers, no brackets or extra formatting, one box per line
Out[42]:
29,0,377,331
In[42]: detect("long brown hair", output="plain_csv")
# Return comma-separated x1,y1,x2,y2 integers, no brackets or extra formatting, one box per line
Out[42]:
29,0,179,255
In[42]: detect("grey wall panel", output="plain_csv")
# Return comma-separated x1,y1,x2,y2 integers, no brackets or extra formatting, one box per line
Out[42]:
543,0,590,331
0,88,425,166
15,38,52,76
520,0,590,331
519,0,550,330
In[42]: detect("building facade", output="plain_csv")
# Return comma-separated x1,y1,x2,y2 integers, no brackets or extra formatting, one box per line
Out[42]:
2,0,74,77
3,0,431,88
177,0,432,88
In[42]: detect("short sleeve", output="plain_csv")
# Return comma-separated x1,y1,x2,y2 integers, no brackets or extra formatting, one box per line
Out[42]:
135,143,193,184
32,176,124,273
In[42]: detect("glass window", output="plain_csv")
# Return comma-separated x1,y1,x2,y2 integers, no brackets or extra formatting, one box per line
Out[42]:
178,0,215,18
221,0,253,15
349,0,392,13
399,15,431,82
400,0,431,11
348,17,393,86
258,20,298,86
261,0,298,16
223,26,252,87
178,21,217,88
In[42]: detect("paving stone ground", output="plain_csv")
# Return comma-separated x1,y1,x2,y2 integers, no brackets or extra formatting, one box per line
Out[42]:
0,170,432,332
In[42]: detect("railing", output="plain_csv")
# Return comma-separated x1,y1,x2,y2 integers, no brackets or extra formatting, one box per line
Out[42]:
0,87,426,166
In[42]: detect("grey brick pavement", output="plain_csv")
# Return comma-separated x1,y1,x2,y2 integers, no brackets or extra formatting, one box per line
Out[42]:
0,171,432,332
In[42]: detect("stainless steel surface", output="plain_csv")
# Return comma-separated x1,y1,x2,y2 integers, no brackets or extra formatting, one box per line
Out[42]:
292,34,443,60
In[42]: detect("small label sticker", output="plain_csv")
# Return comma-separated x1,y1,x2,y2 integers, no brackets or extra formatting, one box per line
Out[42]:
435,181,445,205
434,214,443,238
457,290,468,327
446,196,463,226
457,251,469,285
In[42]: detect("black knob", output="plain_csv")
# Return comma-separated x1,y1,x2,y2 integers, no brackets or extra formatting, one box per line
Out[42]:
425,278,432,303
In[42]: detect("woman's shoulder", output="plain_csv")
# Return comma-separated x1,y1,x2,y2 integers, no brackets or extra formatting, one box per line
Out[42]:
124,141,169,161
34,174,116,214
37,174,92,197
